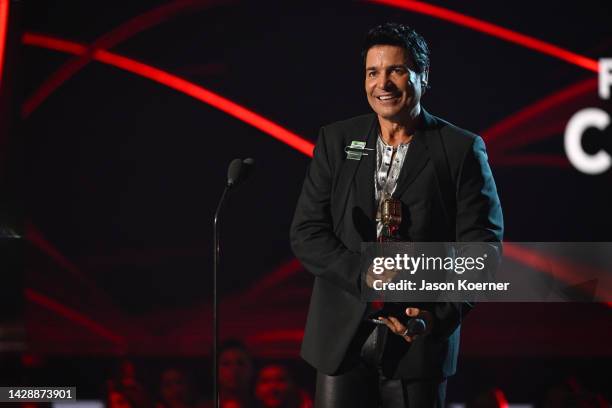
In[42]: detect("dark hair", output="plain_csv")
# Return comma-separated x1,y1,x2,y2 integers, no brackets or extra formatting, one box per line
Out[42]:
218,339,252,358
361,22,430,73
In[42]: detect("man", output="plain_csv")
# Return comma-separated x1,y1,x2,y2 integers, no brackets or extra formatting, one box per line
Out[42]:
290,23,503,407
216,340,255,408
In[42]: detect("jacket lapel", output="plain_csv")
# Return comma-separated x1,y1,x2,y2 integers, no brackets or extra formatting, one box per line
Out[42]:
332,115,378,233
391,108,436,199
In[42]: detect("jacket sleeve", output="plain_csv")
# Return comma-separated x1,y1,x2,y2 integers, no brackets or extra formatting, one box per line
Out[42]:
434,135,504,338
455,136,504,244
290,127,362,299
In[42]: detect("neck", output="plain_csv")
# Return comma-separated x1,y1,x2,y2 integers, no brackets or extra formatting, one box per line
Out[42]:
378,104,421,147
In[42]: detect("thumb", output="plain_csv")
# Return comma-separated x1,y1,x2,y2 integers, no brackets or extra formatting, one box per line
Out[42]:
405,307,420,317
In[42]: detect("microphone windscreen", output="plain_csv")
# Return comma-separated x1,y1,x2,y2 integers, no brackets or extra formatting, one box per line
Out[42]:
406,318,426,336
227,158,243,187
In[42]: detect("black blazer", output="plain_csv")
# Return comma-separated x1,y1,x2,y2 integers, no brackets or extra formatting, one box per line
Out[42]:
290,108,503,379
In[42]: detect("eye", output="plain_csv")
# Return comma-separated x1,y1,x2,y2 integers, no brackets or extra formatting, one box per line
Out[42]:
367,71,377,78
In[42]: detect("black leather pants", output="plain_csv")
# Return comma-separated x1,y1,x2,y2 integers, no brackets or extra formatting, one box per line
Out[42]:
314,325,447,408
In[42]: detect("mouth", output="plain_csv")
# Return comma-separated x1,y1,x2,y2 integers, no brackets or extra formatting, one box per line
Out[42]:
375,94,401,102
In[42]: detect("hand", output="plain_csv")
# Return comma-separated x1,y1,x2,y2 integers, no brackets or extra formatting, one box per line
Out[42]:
378,307,434,343
365,262,398,288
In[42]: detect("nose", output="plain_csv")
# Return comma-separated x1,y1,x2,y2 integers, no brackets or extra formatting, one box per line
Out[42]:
376,72,394,91
375,71,388,88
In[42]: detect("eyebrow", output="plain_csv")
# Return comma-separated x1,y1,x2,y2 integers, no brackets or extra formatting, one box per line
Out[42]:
365,64,408,71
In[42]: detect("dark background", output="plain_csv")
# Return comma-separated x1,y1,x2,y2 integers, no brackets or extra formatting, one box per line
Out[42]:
1,0,611,404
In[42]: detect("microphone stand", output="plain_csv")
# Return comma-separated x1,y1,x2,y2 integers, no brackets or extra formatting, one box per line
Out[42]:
212,158,253,408
213,186,229,408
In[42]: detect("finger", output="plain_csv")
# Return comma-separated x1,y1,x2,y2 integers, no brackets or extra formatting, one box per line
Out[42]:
405,307,420,317
388,318,414,343
387,316,406,334
378,317,397,333
381,317,402,335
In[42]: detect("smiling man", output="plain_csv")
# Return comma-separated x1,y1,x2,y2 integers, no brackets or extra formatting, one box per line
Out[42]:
365,43,426,134
290,23,503,407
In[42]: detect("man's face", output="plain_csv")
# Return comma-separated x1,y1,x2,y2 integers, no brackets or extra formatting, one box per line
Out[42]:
255,365,294,408
219,349,253,392
109,391,132,408
364,45,427,121
160,369,189,403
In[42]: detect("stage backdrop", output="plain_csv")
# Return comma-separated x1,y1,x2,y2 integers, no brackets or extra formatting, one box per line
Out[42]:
17,0,612,358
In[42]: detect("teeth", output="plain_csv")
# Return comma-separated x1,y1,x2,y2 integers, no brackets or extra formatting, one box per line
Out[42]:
378,95,396,100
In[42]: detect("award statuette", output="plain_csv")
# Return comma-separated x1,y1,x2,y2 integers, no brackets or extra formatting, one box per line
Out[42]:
370,197,427,336
379,197,402,242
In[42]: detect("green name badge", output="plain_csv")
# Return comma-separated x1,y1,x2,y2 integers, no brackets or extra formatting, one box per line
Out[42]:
345,140,373,161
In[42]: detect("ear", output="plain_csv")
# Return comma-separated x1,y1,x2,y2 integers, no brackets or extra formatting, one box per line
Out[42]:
421,67,429,90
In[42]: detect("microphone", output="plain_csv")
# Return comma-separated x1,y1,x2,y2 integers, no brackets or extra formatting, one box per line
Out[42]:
404,317,426,336
227,158,255,188
369,316,426,336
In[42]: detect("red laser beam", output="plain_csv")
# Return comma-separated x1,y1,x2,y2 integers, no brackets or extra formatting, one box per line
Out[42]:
490,154,570,168
27,221,100,289
22,0,230,118
25,220,126,315
483,78,598,151
493,388,509,408
25,288,126,346
367,0,598,73
0,0,9,88
236,258,303,303
488,121,574,161
503,243,612,302
22,32,315,157
482,78,598,170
